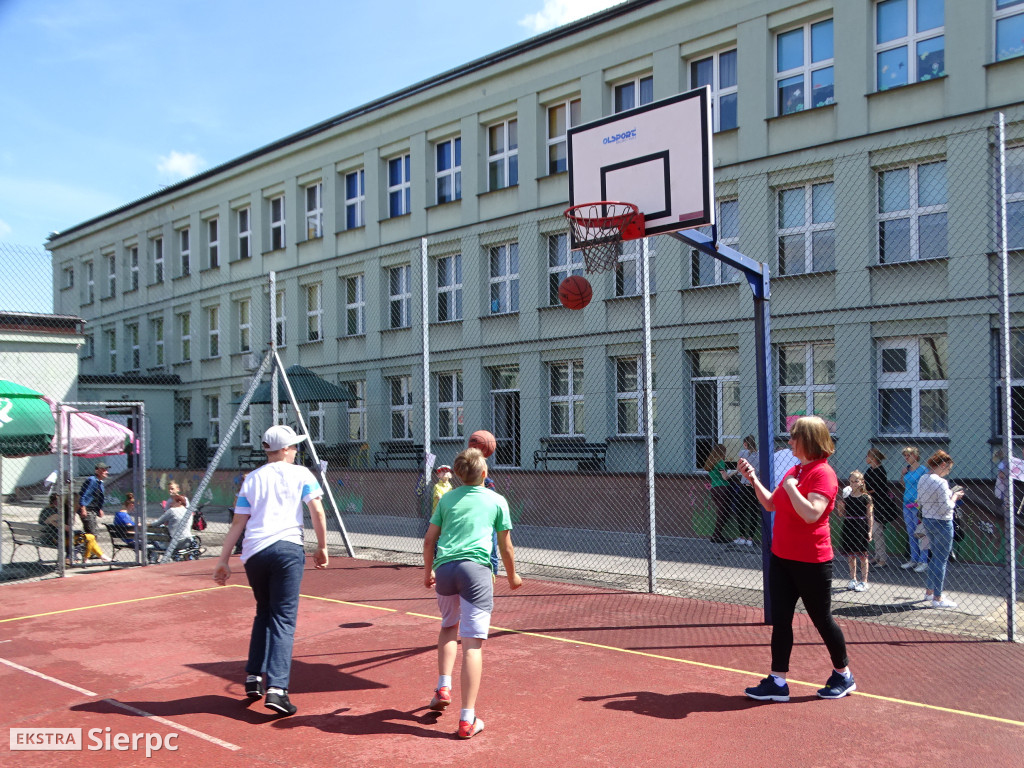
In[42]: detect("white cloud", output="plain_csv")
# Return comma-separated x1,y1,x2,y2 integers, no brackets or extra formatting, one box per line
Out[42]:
156,151,206,182
519,0,622,34
0,219,11,238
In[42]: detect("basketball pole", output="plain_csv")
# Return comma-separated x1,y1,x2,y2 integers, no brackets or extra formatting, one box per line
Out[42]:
670,229,776,624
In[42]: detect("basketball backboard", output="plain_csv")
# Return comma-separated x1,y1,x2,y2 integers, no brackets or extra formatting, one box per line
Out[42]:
567,86,714,247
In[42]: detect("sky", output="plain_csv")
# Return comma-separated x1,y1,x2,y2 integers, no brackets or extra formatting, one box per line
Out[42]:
0,0,623,313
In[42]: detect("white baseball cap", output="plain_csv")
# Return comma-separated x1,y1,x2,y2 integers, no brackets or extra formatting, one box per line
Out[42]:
262,425,306,451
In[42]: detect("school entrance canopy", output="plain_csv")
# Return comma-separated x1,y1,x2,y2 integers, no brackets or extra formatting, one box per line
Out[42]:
245,365,357,404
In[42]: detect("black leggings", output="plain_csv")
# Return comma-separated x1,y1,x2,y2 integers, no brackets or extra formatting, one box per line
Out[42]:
769,553,848,674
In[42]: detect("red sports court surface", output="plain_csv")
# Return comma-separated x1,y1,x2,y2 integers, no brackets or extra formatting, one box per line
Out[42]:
2,557,1022,767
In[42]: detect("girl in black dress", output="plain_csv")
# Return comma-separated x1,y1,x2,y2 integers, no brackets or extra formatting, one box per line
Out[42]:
839,471,873,591
864,448,897,567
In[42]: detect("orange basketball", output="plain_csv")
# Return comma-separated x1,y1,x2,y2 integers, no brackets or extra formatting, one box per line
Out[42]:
558,275,593,310
468,429,496,458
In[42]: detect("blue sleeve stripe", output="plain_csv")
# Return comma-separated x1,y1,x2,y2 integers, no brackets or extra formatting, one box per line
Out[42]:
236,496,251,508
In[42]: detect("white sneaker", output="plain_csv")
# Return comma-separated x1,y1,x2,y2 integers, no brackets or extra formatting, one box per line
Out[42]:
900,561,916,570
931,599,957,609
855,582,868,592
847,580,858,590
914,562,928,573
744,539,755,547
732,538,746,545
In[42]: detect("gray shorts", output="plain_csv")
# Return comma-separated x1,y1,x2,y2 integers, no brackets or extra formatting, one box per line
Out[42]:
434,560,493,639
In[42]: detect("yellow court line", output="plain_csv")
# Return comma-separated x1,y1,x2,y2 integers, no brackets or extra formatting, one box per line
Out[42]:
299,593,398,613
0,586,228,624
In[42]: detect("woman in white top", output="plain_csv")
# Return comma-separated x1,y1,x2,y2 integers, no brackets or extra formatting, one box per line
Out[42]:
917,450,964,609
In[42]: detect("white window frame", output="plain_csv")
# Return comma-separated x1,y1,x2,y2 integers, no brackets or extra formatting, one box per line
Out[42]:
126,322,139,371
179,312,191,362
777,181,836,274
62,264,74,290
274,289,286,347
777,342,836,433
81,333,93,360
84,260,94,304
389,264,411,329
308,400,324,443
775,18,834,115
151,316,164,367
346,379,367,441
207,305,220,358
1004,145,1024,250
388,375,413,440
616,355,656,436
345,169,365,229
489,242,519,314
549,360,585,437
387,154,411,217
877,335,949,437
615,239,656,297
305,282,323,342
234,390,252,446
345,274,365,336
305,182,323,239
152,237,164,283
546,98,581,174
238,298,251,353
874,0,945,91
105,328,117,374
690,349,741,468
692,199,740,286
996,0,1024,62
613,74,654,113
487,119,518,191
237,206,251,260
106,253,116,298
206,218,219,269
179,227,191,277
996,328,1024,438
436,254,463,322
128,246,139,290
206,395,220,446
689,49,738,132
269,195,286,251
436,371,464,439
547,232,584,306
877,160,948,263
435,137,462,204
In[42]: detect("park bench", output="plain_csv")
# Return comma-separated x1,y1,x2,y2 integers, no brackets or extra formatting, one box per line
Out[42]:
238,448,265,468
533,438,608,471
373,442,425,468
5,520,60,563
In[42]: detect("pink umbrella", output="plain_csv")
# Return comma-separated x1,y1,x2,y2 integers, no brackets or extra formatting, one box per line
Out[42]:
46,398,134,457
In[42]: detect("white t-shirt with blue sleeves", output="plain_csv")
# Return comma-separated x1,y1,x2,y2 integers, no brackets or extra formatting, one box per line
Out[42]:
235,461,323,563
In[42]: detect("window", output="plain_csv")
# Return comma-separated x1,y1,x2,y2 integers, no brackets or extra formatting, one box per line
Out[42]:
345,275,365,336
179,312,191,362
436,254,463,322
152,237,164,283
548,233,584,305
436,371,464,439
175,396,191,426
81,333,93,359
305,283,322,342
84,260,94,304
389,265,411,328
346,380,366,440
875,0,944,91
305,182,323,239
690,49,738,131
996,0,1024,61
388,154,411,217
778,343,836,433
269,195,286,250
345,169,365,229
207,306,220,358
234,390,252,446
691,349,740,468
877,160,947,262
777,181,836,273
613,75,654,112
126,322,139,371
1004,145,1024,250
435,138,462,203
206,218,219,269
274,290,286,347
389,375,413,439
206,395,220,446
151,317,164,367
877,335,948,436
62,264,74,290
105,328,117,374
549,360,584,436
489,242,519,314
616,239,656,297
996,329,1024,437
692,199,740,286
776,19,834,115
616,356,656,435
237,298,251,353
106,253,116,297
547,98,581,174
488,119,518,190
178,227,191,276
128,246,139,290
308,401,324,443
237,207,251,260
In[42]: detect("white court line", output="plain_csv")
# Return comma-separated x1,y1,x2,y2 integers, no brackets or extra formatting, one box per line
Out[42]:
0,656,241,751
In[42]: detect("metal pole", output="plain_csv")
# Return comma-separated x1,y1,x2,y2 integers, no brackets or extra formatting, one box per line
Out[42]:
56,407,66,575
135,402,147,566
640,236,656,593
269,271,279,427
421,237,431,459
995,111,1017,641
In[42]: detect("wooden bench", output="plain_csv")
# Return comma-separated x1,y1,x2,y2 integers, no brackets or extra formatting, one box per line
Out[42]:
238,448,264,468
103,522,150,561
374,442,425,468
5,520,60,563
533,438,608,470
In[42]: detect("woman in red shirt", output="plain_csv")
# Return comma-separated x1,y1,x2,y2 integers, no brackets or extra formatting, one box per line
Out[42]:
736,416,855,702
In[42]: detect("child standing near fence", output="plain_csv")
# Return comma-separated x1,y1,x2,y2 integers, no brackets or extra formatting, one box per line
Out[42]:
838,471,873,591
423,447,522,739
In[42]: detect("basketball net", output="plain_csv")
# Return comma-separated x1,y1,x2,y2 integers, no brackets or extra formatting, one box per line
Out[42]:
564,202,645,274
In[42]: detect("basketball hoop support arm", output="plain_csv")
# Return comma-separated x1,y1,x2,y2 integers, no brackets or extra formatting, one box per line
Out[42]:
670,229,776,624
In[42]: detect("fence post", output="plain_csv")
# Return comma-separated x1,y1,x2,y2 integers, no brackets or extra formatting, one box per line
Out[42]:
640,236,656,592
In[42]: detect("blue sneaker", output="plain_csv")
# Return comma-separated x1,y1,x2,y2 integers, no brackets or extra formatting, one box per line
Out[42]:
744,675,789,702
817,671,856,699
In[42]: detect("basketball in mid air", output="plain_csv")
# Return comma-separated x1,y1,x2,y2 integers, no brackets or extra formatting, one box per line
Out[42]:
558,275,593,310
468,429,496,458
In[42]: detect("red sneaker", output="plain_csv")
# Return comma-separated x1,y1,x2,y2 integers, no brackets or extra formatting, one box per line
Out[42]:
457,717,484,739
429,686,451,711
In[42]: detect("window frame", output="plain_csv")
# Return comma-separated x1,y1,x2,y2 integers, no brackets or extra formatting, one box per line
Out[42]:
995,328,1024,438
84,260,94,305
615,355,656,436
776,180,837,274
546,97,581,175
996,0,1024,62
547,232,584,306
775,18,835,115
691,198,740,286
436,253,463,322
877,335,949,437
346,379,367,441
389,264,412,329
274,289,286,348
207,305,220,359
549,359,585,437
206,394,220,446
874,0,945,91
387,154,412,217
237,298,251,353
305,182,323,239
151,316,164,367
126,321,139,371
62,264,74,290
436,371,465,439
689,48,738,132
876,159,948,263
178,226,191,277
305,282,323,342
345,274,365,336
206,218,219,269
151,237,164,283
105,327,117,374
179,312,191,362
690,349,741,469
307,400,325,444
269,195,286,251
233,389,252,446
615,239,656,297
344,169,365,229
237,206,251,260
435,137,462,204
1003,144,1024,250
487,119,519,191
488,242,519,314
106,252,116,298
777,342,837,433
613,74,654,113
388,375,413,440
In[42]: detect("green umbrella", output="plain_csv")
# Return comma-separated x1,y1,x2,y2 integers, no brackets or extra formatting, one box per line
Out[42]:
0,380,56,457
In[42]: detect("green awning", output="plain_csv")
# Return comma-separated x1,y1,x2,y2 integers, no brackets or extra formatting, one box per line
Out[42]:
0,380,56,457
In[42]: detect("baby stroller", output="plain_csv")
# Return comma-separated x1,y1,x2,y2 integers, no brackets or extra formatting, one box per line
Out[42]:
147,534,205,563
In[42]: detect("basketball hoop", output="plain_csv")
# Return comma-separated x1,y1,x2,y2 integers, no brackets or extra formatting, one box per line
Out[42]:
564,202,645,274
